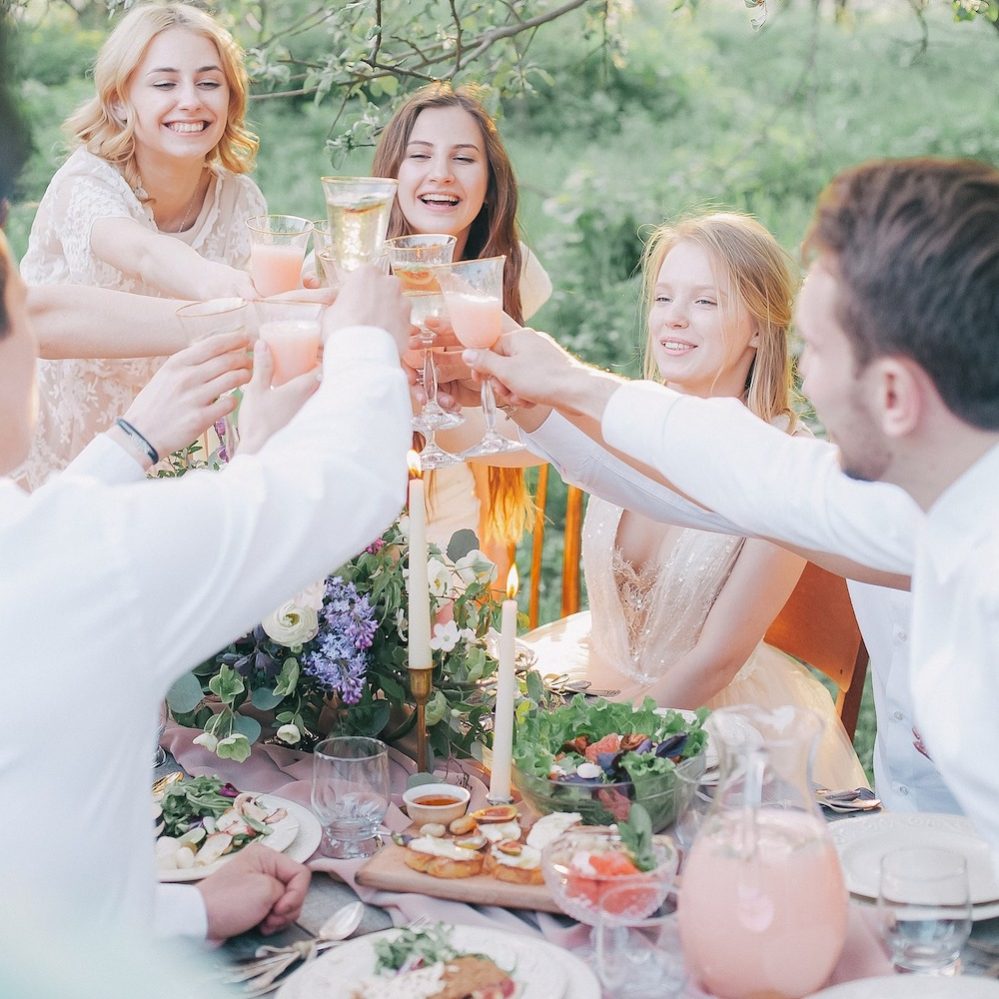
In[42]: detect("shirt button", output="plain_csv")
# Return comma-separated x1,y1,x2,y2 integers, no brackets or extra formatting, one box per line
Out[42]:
899,785,910,796
894,628,908,643
892,711,904,722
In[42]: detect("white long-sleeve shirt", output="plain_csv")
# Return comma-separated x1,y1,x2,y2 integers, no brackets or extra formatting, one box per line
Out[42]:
601,381,999,858
0,324,410,936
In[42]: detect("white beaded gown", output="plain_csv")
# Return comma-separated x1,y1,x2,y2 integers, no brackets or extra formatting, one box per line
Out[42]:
524,495,869,790
17,148,266,489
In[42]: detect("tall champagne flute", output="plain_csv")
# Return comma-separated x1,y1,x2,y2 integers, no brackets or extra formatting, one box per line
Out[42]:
319,177,398,282
385,234,463,468
434,256,526,458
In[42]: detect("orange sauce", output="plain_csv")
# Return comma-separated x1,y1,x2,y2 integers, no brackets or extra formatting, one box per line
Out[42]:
413,794,462,807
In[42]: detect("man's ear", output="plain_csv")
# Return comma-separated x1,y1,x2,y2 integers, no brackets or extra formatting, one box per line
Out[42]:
872,356,923,439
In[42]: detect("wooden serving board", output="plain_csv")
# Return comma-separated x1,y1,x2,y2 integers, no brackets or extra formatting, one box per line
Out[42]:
355,834,562,914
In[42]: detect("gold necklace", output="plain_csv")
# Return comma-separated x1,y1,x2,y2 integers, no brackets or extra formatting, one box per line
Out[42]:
163,170,206,234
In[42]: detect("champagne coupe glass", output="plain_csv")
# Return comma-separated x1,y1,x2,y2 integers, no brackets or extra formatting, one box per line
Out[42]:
433,256,526,458
311,736,390,859
320,177,398,277
245,215,312,297
385,234,463,468
176,297,250,462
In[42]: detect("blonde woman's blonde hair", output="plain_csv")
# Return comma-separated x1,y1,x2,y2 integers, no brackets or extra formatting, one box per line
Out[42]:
640,211,799,429
64,2,257,194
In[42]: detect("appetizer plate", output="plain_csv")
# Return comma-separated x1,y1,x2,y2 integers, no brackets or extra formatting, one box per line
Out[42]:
811,976,999,998
157,793,305,883
830,812,999,912
276,924,598,999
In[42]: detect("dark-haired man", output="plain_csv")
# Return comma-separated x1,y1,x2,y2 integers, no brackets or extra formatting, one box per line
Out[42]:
465,158,999,859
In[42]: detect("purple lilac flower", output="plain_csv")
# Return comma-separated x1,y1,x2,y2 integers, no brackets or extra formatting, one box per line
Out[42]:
365,538,385,554
302,578,377,704
214,419,229,463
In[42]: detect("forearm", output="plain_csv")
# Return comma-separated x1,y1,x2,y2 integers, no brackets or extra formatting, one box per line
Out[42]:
29,285,190,359
640,646,745,710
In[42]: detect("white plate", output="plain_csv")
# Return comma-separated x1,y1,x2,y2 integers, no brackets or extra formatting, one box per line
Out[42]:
276,924,596,999
830,813,999,906
811,975,999,998
157,793,302,883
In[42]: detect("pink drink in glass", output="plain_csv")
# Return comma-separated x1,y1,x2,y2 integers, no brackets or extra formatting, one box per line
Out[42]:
444,291,503,349
250,243,305,297
259,320,320,385
678,810,848,998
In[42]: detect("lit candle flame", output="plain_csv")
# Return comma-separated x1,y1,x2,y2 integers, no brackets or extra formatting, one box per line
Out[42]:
407,449,422,479
506,564,519,600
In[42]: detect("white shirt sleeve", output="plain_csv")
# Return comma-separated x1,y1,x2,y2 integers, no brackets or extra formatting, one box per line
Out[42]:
601,381,918,575
524,410,746,534
60,433,145,484
152,884,208,940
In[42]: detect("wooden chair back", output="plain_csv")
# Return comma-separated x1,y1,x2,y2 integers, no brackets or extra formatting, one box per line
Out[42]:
764,561,869,741
525,464,585,629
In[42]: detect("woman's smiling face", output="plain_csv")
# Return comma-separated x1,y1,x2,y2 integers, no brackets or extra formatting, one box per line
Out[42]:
124,28,230,167
648,239,759,398
395,106,490,256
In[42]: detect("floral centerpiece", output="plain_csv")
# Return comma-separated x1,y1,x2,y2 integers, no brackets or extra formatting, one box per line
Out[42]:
166,520,506,763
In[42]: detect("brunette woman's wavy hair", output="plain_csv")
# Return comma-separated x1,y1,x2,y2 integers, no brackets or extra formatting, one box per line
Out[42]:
373,83,533,547
64,2,257,196
640,211,799,430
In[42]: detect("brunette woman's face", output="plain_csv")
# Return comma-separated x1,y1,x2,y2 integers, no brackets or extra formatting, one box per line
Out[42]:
648,240,759,398
395,107,490,253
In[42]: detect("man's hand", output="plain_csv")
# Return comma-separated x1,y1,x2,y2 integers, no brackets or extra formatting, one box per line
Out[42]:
322,265,413,355
118,330,252,464
196,843,312,940
237,340,322,455
460,328,577,408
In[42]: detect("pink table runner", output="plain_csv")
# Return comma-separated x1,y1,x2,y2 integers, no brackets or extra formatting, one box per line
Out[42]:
162,724,892,993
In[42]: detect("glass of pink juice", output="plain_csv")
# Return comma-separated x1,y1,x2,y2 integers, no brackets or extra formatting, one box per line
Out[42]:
246,215,312,297
433,255,525,458
254,301,323,386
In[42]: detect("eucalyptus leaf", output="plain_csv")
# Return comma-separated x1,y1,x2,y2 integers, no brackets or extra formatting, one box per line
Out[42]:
166,671,205,714
446,529,479,562
231,713,262,745
251,686,284,711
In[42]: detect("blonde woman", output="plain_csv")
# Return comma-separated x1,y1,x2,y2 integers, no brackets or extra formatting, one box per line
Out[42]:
519,212,867,789
19,3,263,487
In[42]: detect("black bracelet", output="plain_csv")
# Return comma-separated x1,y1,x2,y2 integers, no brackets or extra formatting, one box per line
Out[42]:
115,418,160,465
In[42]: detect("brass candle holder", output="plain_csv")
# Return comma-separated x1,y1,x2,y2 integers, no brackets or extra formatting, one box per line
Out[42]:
409,666,434,774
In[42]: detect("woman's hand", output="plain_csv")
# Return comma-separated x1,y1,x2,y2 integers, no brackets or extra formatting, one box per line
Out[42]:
117,329,252,464
237,340,322,455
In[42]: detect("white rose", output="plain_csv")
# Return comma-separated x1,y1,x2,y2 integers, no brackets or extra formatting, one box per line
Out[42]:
427,558,451,598
294,580,326,612
276,724,302,746
262,602,320,647
430,620,460,653
193,732,218,752
454,549,497,588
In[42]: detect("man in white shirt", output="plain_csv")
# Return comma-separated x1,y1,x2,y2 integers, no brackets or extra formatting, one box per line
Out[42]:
0,232,413,936
463,158,999,849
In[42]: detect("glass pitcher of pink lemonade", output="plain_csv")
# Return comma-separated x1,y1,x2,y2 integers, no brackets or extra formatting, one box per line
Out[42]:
677,706,848,999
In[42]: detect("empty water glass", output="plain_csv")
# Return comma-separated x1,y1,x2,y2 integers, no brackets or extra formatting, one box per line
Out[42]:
311,736,390,859
878,847,972,975
596,886,687,998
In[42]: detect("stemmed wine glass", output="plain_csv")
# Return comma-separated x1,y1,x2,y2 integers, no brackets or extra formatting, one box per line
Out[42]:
319,177,398,286
433,256,526,458
385,234,462,469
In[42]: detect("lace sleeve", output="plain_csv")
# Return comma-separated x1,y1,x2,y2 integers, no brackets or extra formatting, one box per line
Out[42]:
208,172,268,269
21,151,144,287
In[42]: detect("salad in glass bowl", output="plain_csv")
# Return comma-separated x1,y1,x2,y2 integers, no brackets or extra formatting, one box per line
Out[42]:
512,696,708,831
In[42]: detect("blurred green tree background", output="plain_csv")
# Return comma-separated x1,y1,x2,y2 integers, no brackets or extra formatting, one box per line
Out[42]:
7,0,999,774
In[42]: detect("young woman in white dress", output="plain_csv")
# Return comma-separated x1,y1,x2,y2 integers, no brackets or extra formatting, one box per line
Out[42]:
522,212,868,789
372,85,552,576
18,3,265,487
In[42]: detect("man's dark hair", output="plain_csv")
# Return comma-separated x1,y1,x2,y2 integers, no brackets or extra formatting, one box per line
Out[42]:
805,158,999,430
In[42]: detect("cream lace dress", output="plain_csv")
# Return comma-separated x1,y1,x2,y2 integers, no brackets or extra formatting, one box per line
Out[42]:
17,148,266,489
524,495,869,790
